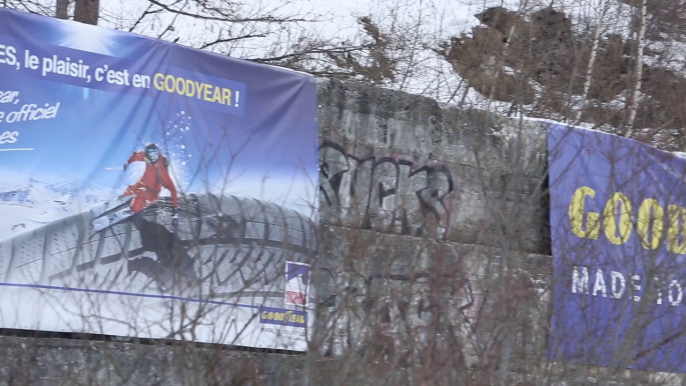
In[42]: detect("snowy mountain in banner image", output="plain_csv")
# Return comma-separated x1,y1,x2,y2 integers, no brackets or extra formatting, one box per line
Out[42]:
0,177,118,240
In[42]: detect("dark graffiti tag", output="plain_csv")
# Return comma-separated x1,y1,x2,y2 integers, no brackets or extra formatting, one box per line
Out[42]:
319,140,454,238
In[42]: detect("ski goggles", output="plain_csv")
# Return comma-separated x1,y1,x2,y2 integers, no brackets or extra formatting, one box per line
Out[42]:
146,148,160,160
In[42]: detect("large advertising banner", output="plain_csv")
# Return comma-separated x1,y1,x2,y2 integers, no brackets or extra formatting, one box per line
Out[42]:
547,122,686,372
0,8,318,351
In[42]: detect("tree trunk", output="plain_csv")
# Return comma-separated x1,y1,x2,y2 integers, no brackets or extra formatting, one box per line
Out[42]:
576,0,607,123
55,0,69,19
625,0,647,137
486,24,517,114
74,0,99,25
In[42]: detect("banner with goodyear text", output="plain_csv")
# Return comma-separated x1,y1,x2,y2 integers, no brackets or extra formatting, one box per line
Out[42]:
547,122,686,372
0,8,318,351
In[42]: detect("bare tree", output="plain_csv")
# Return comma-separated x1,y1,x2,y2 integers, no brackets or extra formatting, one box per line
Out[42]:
626,0,648,137
73,0,98,24
576,0,612,123
55,0,67,19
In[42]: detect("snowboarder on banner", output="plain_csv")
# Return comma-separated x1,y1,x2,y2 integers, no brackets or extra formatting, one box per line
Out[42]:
122,142,179,227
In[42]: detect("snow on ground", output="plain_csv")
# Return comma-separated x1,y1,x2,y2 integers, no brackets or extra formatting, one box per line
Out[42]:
645,40,686,73
0,175,118,241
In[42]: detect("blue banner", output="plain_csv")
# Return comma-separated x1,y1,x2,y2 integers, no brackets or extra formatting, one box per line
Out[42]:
547,122,686,372
0,8,318,351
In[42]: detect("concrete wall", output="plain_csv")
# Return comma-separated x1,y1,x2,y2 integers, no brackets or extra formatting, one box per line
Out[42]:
314,79,551,378
0,79,553,385
317,78,548,252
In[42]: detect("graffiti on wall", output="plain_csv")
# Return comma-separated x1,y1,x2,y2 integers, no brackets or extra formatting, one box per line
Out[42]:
319,140,454,238
322,264,475,359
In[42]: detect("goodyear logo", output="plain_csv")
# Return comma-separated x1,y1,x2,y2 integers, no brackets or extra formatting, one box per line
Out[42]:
259,307,307,328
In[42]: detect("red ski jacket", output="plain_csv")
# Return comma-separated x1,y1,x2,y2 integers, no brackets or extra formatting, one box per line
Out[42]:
127,151,179,208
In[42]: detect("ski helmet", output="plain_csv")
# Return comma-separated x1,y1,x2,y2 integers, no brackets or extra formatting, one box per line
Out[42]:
144,142,160,163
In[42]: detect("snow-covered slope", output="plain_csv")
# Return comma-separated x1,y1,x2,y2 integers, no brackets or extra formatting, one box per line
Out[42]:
0,177,118,240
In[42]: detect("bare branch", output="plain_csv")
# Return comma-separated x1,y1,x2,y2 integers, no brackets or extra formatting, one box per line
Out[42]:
145,0,311,23
199,33,268,50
